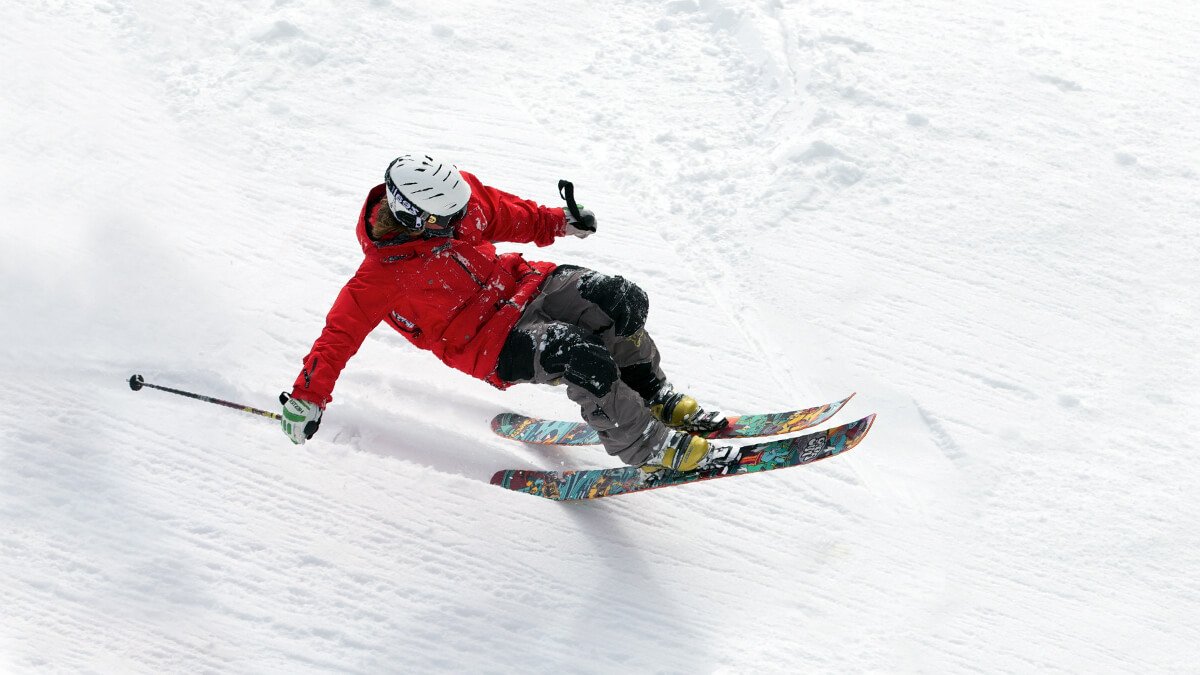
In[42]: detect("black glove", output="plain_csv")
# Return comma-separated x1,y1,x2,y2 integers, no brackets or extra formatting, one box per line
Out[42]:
565,206,597,238
559,179,596,238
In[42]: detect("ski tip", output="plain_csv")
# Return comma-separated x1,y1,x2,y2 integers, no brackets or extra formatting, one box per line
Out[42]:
831,392,856,413
847,413,878,449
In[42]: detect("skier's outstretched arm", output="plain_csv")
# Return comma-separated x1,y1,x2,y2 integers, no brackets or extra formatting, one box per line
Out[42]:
282,266,397,443
460,171,569,246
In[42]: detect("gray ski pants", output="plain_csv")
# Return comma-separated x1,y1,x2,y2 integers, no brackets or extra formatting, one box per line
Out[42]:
495,265,671,466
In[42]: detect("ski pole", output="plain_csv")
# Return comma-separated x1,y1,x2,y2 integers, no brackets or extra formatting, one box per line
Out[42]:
128,374,281,421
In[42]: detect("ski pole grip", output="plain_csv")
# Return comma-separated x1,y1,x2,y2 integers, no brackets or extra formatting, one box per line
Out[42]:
558,179,584,224
280,391,320,439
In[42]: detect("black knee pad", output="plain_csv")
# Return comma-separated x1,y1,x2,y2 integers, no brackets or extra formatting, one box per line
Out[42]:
619,362,662,401
578,271,649,338
495,328,537,383
540,325,618,398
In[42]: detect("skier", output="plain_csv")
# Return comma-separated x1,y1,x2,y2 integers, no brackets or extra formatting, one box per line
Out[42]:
280,154,732,473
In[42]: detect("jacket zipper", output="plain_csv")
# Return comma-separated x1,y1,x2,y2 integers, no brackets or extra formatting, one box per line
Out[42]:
449,251,486,287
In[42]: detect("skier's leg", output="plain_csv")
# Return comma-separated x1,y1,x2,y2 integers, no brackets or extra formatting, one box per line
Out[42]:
498,318,659,463
532,265,665,399
496,319,710,469
533,266,727,434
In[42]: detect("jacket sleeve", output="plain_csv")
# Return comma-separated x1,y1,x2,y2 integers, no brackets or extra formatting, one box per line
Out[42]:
461,171,566,247
291,263,398,406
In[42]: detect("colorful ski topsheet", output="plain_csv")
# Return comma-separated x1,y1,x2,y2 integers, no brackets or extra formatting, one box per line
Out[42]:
491,414,875,501
490,394,855,445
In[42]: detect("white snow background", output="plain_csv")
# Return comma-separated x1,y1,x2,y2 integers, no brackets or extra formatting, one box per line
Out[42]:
2,0,1198,672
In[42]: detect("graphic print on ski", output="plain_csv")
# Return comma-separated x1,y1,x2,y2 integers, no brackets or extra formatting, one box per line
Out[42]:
490,394,855,445
491,414,876,501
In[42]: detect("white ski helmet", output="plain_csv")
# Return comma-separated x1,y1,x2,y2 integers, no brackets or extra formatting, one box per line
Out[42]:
384,154,472,229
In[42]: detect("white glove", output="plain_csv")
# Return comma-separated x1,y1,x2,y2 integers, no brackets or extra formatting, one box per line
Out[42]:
280,394,322,445
565,206,596,239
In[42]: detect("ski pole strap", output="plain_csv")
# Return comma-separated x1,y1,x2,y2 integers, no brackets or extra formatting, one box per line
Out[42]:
128,374,281,420
558,179,585,224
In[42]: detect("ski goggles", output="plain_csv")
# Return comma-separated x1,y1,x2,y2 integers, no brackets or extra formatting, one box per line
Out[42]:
384,173,466,234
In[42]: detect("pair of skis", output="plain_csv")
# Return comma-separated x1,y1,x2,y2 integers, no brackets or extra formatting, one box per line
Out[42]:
490,394,875,501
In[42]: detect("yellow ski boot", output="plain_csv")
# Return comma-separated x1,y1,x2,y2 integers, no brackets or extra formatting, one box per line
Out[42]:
640,430,711,474
649,384,728,434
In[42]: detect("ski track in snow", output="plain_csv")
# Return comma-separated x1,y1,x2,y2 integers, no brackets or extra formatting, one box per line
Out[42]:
3,0,1199,672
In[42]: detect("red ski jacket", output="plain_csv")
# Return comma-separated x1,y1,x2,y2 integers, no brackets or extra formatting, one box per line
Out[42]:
291,171,566,406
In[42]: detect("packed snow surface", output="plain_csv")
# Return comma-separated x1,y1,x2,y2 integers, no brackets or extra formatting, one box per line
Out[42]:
3,0,1198,672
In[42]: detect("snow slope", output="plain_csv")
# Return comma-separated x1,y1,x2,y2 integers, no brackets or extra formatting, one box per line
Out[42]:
3,0,1198,671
